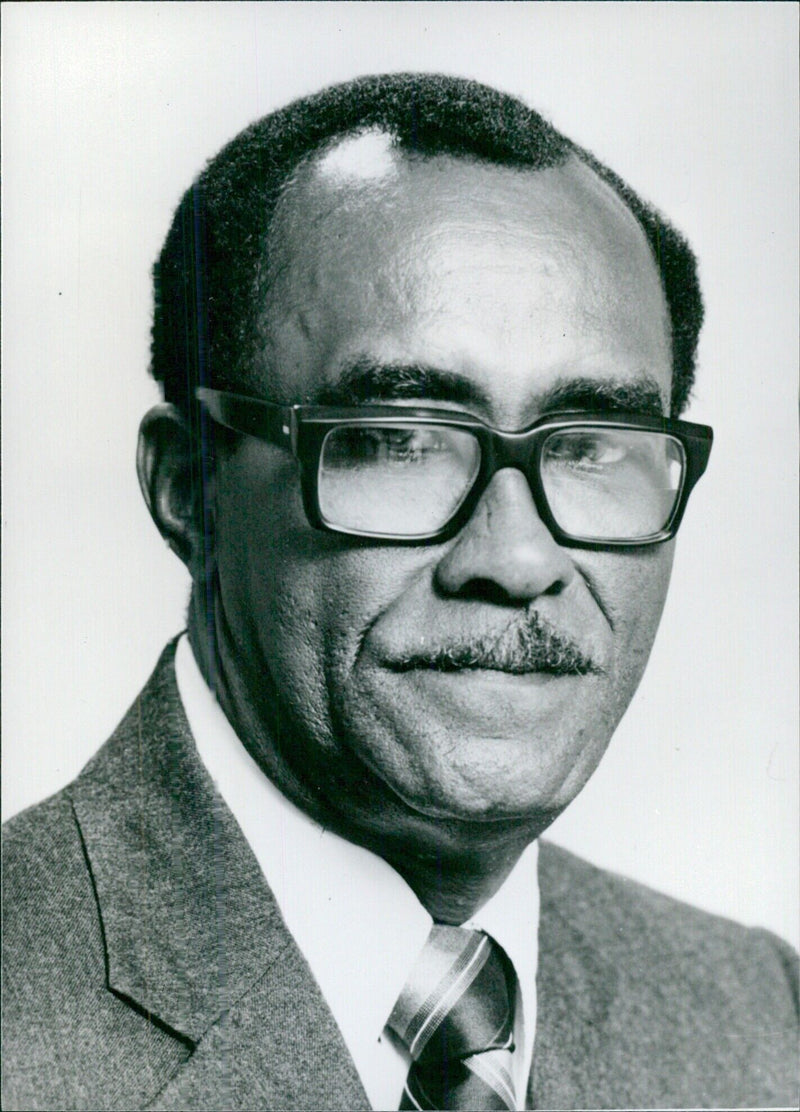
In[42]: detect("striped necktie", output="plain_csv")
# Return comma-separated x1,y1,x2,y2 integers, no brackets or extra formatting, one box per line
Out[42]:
387,926,517,1111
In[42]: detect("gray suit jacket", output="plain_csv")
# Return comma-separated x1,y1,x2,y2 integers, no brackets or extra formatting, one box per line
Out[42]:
3,643,798,1110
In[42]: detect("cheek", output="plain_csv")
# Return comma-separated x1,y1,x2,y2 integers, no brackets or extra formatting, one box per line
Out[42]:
263,547,435,757
214,446,432,742
213,449,330,724
596,543,675,688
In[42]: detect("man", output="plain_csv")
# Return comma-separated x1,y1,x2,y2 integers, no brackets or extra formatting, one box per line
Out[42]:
3,73,797,1111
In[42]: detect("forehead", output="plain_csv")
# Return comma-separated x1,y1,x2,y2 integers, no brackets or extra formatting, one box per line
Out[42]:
260,135,672,419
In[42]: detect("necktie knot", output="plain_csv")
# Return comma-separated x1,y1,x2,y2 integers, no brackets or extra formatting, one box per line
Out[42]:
388,926,517,1110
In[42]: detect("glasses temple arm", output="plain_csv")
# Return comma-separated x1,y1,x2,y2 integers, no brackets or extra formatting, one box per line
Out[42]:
195,388,296,451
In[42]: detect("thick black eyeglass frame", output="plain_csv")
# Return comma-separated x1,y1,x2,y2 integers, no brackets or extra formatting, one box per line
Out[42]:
196,387,713,550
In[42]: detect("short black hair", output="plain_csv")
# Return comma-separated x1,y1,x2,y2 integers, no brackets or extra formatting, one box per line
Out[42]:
150,72,703,423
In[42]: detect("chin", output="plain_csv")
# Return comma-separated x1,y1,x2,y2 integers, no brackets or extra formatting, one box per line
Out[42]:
379,728,604,829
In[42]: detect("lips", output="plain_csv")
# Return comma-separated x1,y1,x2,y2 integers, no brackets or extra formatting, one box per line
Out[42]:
383,609,601,677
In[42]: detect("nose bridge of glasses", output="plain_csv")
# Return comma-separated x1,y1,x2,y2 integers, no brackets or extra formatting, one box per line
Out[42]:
469,426,552,535
484,425,541,477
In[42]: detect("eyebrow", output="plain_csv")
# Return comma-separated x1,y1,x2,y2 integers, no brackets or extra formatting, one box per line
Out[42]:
537,376,666,416
314,360,491,408
313,359,666,418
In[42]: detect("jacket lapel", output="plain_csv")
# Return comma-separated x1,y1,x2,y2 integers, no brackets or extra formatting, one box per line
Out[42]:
69,642,369,1110
148,940,369,1111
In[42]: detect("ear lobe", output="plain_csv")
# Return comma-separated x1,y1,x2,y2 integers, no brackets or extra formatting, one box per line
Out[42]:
137,403,211,575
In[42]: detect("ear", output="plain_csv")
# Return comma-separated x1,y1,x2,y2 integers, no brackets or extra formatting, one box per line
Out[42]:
137,404,212,578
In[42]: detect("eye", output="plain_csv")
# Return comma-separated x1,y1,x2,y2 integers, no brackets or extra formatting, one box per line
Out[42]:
336,426,451,464
544,430,627,470
381,427,452,461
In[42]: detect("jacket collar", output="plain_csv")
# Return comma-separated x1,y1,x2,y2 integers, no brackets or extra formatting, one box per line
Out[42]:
69,641,287,1043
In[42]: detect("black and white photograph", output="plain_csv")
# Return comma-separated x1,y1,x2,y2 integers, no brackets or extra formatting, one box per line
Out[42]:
2,3,798,1109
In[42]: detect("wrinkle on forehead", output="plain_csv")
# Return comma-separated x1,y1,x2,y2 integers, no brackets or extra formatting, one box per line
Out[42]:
258,151,671,405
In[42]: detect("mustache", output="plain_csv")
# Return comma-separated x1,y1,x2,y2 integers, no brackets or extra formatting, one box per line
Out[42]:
388,610,601,677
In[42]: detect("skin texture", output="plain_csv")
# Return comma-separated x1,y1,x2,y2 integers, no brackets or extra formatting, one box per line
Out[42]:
140,143,675,923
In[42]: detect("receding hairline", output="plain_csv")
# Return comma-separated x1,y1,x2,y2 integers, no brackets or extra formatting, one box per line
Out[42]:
275,140,662,263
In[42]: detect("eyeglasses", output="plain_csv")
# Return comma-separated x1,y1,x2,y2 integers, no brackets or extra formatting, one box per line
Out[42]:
196,387,713,549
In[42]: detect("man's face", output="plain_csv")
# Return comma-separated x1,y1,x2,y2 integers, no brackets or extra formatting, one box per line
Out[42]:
210,140,674,831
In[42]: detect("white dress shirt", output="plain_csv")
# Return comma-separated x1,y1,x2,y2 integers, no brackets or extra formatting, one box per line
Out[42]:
175,634,539,1110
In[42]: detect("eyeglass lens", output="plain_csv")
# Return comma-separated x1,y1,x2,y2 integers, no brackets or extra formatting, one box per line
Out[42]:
540,427,684,540
317,422,685,540
318,424,481,537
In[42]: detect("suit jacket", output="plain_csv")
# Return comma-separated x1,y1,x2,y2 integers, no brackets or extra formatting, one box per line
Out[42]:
3,642,798,1111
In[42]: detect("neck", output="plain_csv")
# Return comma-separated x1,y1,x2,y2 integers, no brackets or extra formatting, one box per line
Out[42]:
381,830,537,924
188,599,547,924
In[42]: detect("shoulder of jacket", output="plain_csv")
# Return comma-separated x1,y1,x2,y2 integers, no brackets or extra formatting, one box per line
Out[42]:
539,838,799,1020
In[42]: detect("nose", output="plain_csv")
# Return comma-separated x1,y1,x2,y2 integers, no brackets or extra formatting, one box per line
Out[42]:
434,468,576,602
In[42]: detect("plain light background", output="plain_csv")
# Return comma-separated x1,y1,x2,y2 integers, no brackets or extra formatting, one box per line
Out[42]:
2,2,798,949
